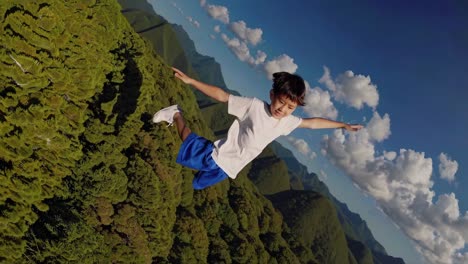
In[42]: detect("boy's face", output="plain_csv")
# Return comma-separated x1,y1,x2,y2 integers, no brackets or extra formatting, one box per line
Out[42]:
269,91,298,119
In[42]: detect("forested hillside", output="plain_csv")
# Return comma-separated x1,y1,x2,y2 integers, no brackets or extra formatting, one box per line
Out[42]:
268,142,404,264
0,1,316,263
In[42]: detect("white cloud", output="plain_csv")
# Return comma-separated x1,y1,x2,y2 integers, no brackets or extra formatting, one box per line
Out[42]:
384,151,397,161
252,50,267,66
206,4,229,24
319,66,379,109
439,153,458,182
220,40,295,79
202,3,298,80
209,34,216,40
186,16,200,28
321,123,468,264
302,81,338,120
286,136,312,156
367,112,391,142
221,34,250,61
229,20,263,46
199,0,206,7
263,54,298,79
220,34,266,67
318,65,336,91
455,252,468,264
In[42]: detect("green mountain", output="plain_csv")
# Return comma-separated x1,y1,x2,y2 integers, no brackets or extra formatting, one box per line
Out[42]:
114,1,405,264
269,142,385,251
268,190,351,264
118,0,191,73
248,147,291,195
269,142,405,264
1,1,318,263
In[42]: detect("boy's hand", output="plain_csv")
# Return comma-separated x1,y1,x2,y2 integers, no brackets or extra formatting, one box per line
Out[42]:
172,67,192,84
344,124,363,132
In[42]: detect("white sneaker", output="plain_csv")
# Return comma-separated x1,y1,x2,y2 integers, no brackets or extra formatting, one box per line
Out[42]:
152,105,180,126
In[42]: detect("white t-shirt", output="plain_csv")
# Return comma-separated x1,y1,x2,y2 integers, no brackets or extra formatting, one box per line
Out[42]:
211,95,302,179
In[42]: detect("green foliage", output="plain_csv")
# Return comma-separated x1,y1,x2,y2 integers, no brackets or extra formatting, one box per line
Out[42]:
0,0,127,259
347,236,374,264
269,190,351,264
248,146,291,195
169,208,209,263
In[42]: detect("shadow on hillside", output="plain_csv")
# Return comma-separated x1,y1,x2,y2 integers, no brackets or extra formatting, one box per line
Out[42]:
120,8,167,34
112,55,142,133
28,198,81,241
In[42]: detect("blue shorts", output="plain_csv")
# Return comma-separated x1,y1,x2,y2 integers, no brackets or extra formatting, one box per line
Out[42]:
176,133,228,190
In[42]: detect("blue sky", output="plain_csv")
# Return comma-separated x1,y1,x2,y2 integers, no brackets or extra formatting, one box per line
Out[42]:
150,1,467,263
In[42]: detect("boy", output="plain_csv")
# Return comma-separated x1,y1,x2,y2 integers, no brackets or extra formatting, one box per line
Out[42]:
153,67,362,190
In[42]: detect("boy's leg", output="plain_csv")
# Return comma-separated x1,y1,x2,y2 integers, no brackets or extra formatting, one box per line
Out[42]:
173,112,191,141
152,105,191,141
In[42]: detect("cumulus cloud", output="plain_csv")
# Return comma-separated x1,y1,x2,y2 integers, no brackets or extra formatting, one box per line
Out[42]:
220,34,250,61
220,34,266,66
253,50,267,65
320,116,468,264
319,66,379,109
286,136,312,156
219,34,296,78
229,20,263,46
438,153,458,182
302,81,338,120
367,112,391,142
201,2,298,79
284,136,318,161
384,151,397,161
264,54,298,79
206,4,229,24
209,34,216,40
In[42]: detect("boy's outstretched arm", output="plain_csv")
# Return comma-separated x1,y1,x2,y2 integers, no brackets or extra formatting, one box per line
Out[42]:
299,117,363,131
172,67,230,103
